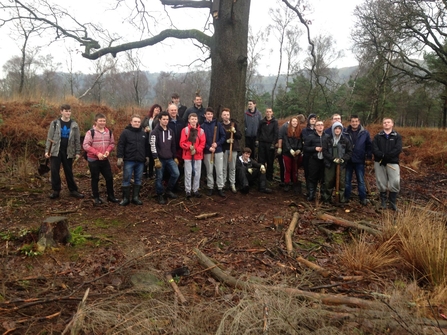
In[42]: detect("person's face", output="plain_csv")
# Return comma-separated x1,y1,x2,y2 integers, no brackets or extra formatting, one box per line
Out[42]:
160,115,169,127
189,116,198,127
95,118,106,129
291,118,298,128
172,97,180,104
309,117,316,125
265,109,273,119
205,111,213,122
194,97,202,106
248,101,255,110
60,109,71,119
154,107,161,116
315,122,324,132
221,111,230,122
383,118,394,131
350,118,360,130
332,115,341,124
168,105,178,118
242,152,251,160
334,127,342,136
131,117,141,128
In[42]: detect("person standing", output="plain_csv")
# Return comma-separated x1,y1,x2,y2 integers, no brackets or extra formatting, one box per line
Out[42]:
45,104,84,199
201,107,226,197
116,114,149,206
244,100,262,156
282,116,303,193
372,117,402,210
301,113,317,196
180,113,206,198
83,113,119,205
322,122,353,203
183,94,206,125
171,93,187,119
303,120,328,201
324,113,346,135
221,108,242,194
344,115,372,206
150,111,180,204
142,103,162,179
256,108,278,182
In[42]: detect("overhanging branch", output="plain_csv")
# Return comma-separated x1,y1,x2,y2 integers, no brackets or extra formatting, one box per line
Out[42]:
160,0,212,9
82,29,213,60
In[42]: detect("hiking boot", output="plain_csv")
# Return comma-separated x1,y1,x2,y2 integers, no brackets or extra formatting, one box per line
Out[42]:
207,188,213,196
93,197,104,206
107,195,120,203
360,198,368,206
186,192,191,199
165,190,178,199
193,191,202,198
70,190,85,199
157,194,166,204
49,191,60,199
230,184,237,194
218,189,226,197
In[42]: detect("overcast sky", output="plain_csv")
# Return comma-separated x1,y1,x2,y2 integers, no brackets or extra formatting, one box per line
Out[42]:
0,0,362,78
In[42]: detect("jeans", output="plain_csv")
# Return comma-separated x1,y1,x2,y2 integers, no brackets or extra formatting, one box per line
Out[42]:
122,160,144,187
345,162,367,201
155,158,180,195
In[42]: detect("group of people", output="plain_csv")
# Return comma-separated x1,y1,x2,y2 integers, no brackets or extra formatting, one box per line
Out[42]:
45,98,402,210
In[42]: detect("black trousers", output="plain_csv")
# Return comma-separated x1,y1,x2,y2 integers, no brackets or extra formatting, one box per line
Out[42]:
245,136,257,158
50,151,78,192
258,142,275,180
307,156,325,190
88,159,115,198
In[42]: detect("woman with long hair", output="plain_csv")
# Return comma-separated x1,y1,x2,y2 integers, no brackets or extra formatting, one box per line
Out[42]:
282,117,303,193
142,104,162,178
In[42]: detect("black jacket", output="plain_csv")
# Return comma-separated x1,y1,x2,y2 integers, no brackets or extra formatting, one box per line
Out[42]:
303,130,329,159
372,130,402,164
117,125,149,162
257,117,278,144
323,134,353,168
150,124,176,160
222,120,242,152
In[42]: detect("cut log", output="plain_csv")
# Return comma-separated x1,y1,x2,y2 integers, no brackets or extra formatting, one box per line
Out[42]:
296,256,331,278
316,213,381,236
165,274,187,304
285,212,299,255
193,248,381,310
37,216,71,252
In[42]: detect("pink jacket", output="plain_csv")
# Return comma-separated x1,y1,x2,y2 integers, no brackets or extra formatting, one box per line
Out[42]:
83,127,115,160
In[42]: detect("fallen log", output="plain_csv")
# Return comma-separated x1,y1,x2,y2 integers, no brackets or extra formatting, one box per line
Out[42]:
193,248,381,310
285,212,299,255
316,213,381,236
195,212,218,220
165,274,187,304
296,256,330,278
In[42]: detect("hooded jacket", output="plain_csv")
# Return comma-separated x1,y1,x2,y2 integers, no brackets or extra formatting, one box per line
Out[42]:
244,108,262,137
322,122,353,167
117,125,149,162
179,124,206,160
201,118,226,154
150,123,177,160
46,118,81,159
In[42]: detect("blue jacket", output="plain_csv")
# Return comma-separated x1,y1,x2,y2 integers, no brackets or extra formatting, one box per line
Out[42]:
201,119,226,154
345,125,372,164
244,108,262,137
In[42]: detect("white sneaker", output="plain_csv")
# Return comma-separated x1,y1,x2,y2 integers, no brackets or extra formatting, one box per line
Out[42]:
231,184,237,194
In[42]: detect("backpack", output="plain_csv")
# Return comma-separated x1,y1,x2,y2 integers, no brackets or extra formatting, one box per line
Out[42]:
83,129,112,160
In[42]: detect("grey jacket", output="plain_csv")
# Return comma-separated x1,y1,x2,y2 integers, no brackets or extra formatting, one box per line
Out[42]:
45,118,81,158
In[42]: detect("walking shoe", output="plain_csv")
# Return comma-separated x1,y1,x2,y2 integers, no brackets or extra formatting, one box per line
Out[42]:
93,197,104,205
157,195,166,204
193,191,202,198
186,192,191,199
70,190,85,199
207,188,213,196
49,191,60,199
218,189,226,197
107,195,120,203
230,184,237,194
165,191,178,199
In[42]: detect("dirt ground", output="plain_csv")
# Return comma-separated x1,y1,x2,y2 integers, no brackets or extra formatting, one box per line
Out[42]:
1,158,447,334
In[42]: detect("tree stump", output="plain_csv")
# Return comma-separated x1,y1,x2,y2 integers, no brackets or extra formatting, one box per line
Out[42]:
37,216,71,252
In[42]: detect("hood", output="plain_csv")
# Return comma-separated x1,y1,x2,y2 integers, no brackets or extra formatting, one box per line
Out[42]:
307,113,317,127
331,121,343,138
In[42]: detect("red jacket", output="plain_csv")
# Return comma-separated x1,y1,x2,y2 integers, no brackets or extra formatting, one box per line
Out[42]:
180,124,206,160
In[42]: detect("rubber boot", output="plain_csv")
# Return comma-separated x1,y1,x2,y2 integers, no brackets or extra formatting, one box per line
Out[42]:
380,192,387,209
119,186,131,206
307,184,315,201
388,192,398,211
131,185,143,205
259,174,272,193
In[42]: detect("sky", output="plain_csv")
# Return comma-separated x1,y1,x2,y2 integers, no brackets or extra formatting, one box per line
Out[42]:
0,0,362,78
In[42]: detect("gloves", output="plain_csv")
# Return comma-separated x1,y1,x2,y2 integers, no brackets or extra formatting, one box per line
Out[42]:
248,168,253,174
295,150,301,155
117,158,123,168
190,145,196,155
380,157,388,166
230,126,236,133
174,158,179,165
277,148,282,155
154,158,162,169
270,144,275,150
290,149,295,156
333,158,344,164
255,141,259,148
260,165,266,174
226,138,234,144
145,157,149,166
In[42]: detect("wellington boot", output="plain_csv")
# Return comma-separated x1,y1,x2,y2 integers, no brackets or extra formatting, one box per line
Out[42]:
388,192,398,211
380,192,387,209
131,185,143,205
119,186,131,206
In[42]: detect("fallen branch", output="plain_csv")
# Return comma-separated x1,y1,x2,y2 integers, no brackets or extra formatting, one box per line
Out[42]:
316,213,381,236
285,212,299,255
61,288,90,335
296,256,330,278
193,247,381,310
195,212,218,220
165,274,187,304
401,165,418,174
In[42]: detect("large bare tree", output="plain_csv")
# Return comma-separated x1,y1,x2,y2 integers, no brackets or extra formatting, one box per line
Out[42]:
0,0,251,123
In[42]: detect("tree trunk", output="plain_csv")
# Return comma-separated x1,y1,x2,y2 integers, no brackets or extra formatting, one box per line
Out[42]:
208,0,250,128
